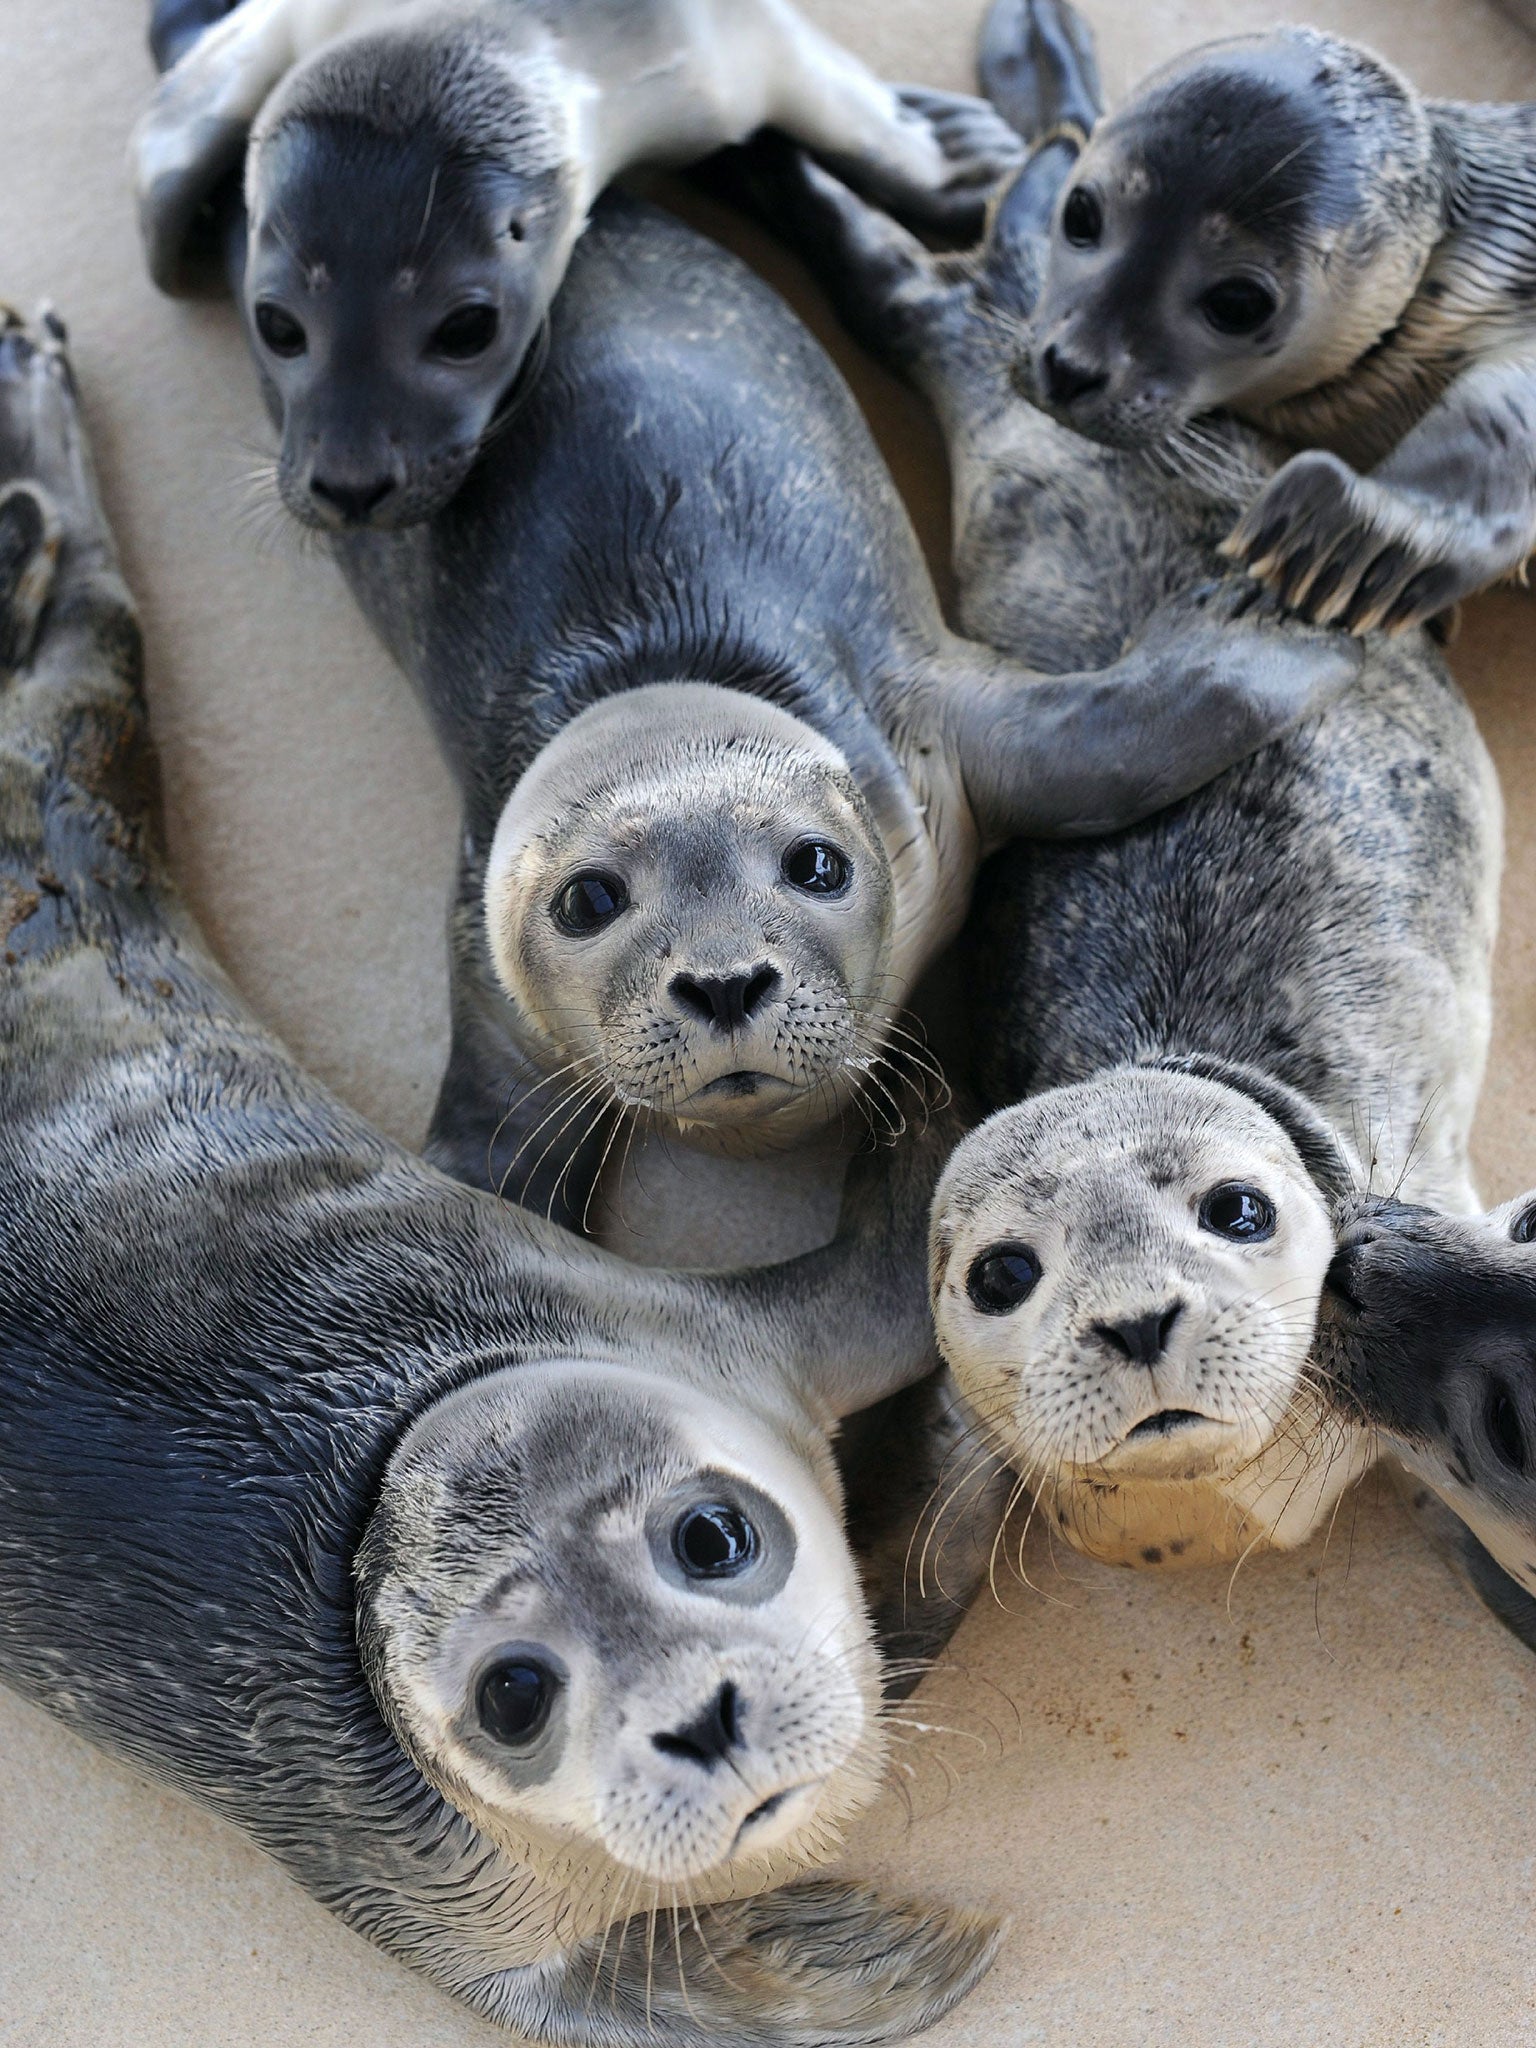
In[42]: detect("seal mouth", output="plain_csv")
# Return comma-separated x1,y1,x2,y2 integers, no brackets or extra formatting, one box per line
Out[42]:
686,1070,799,1107
1124,1408,1214,1441
730,1779,818,1854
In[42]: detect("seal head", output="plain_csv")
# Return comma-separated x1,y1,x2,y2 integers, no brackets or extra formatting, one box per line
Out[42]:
358,1360,884,1920
1320,1189,1536,1602
1020,29,1440,447
930,1064,1362,1564
482,686,898,1150
245,28,577,529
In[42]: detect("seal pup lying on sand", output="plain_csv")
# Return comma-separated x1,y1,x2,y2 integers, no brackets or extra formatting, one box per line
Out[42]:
997,0,1536,635
134,0,1027,530
1320,1190,1536,1653
0,310,1000,2046
318,193,1360,1233
729,23,1501,1568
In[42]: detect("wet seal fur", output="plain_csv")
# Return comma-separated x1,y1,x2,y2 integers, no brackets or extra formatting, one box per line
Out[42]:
0,310,1004,2046
309,193,1362,1236
134,0,1027,529
727,7,1502,1569
1319,1188,1536,1654
1008,1,1536,635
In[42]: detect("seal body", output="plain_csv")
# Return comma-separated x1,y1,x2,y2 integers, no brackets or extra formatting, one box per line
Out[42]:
317,193,1362,1238
1006,2,1536,634
0,310,1005,2046
733,54,1501,1565
134,0,1026,527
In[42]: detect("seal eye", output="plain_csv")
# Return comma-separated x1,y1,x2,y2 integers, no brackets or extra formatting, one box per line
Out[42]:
1199,1183,1276,1242
431,304,500,361
1061,187,1103,248
674,1504,757,1578
966,1242,1042,1315
1200,277,1277,337
782,840,850,895
551,870,629,936
476,1657,556,1746
1487,1384,1528,1474
254,301,306,359
1511,1204,1536,1244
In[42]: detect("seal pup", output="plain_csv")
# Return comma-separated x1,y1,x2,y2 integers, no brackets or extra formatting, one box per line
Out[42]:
133,0,1028,530
1002,1,1536,635
312,192,1361,1237
726,39,1500,1568
0,310,1000,2044
1318,1189,1536,1652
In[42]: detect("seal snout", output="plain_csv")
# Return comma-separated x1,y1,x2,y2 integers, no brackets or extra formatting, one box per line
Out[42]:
669,963,782,1034
308,466,400,527
1040,340,1107,411
1092,1299,1183,1366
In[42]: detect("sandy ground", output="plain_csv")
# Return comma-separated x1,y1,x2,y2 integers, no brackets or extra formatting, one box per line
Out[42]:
3,0,1536,2042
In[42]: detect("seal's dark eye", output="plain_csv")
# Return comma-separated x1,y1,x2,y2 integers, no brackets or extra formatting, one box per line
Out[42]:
782,840,849,895
552,870,628,935
674,1504,757,1578
1199,1183,1276,1242
1200,277,1277,337
506,217,526,243
1061,187,1103,247
254,301,306,358
476,1657,555,1745
966,1242,1042,1315
431,303,500,361
1487,1385,1528,1474
1512,1203,1536,1244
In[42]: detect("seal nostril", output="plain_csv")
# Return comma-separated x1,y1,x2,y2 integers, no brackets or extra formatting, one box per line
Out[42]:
1042,344,1108,409
652,1682,742,1769
1094,1301,1183,1366
669,966,780,1033
310,473,396,524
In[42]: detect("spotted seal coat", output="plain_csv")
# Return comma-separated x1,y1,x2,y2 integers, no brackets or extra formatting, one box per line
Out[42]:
133,0,1029,529
730,6,1501,1569
996,0,1536,636
0,308,1006,2047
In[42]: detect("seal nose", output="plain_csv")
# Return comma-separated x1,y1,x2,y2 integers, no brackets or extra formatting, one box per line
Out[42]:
1094,1302,1183,1366
1042,343,1108,410
309,471,397,525
652,1682,742,1770
670,965,781,1033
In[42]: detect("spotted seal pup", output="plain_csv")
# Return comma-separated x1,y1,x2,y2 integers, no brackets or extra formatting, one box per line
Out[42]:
133,0,1030,530
298,191,1355,1240
997,0,1536,635
0,309,1007,2046
1319,1188,1536,1653
728,18,1501,1568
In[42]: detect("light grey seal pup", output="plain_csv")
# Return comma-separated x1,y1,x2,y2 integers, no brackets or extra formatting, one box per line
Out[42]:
132,0,1028,529
1319,1188,1536,1653
1002,0,1536,635
307,192,1360,1235
730,18,1501,1568
0,310,1000,2046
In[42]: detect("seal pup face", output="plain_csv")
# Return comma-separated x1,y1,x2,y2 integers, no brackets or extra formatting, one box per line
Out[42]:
484,686,897,1155
358,1360,884,1908
1321,1190,1536,1600
244,31,578,530
930,1068,1339,1561
1019,30,1438,449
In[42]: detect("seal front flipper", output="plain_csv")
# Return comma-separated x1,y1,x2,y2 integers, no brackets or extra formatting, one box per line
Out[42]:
976,0,1102,149
935,584,1364,844
1225,351,1536,635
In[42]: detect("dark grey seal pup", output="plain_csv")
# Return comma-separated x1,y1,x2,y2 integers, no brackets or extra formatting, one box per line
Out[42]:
991,0,1536,635
0,309,1004,2046
308,193,1358,1236
729,7,1500,1571
1318,1189,1536,1654
133,0,1027,529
